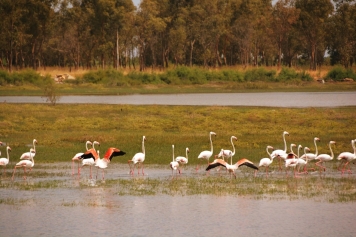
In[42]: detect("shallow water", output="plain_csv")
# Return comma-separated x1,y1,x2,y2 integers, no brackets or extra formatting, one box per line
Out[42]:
1,92,356,107
1,163,356,236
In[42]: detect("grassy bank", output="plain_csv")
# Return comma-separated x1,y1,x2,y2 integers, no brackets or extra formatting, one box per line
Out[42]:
0,66,356,96
0,103,355,165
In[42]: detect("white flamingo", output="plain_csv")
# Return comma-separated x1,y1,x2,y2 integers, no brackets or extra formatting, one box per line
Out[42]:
296,145,311,174
206,158,258,179
71,140,92,175
175,147,189,174
81,147,126,180
285,151,299,178
0,146,12,176
12,148,35,180
20,139,38,161
218,136,238,163
257,146,274,177
196,131,216,171
315,141,336,173
270,131,289,170
300,137,320,171
337,139,356,174
128,136,146,175
81,141,100,179
170,145,179,178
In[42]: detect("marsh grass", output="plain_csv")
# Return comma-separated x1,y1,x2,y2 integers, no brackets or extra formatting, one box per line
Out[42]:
1,104,356,202
0,104,355,166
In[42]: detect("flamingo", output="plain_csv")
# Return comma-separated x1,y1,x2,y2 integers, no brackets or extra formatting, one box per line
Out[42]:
196,131,216,171
19,139,38,161
206,158,258,179
175,147,189,174
0,146,12,176
71,140,92,175
81,141,100,179
337,139,356,174
12,148,35,180
218,136,238,163
257,146,274,177
270,131,289,171
315,141,336,173
284,151,299,178
300,137,320,171
128,136,146,175
80,147,126,180
170,145,179,178
296,146,311,174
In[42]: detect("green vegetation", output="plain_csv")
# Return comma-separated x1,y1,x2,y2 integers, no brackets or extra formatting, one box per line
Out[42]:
0,66,356,96
1,103,355,165
1,104,356,201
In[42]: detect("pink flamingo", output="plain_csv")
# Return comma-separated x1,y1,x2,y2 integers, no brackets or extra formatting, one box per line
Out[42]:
315,141,336,173
206,158,258,179
337,139,356,174
285,151,299,178
297,146,311,174
81,141,100,178
128,136,146,175
300,137,320,171
176,147,189,174
0,146,12,176
270,131,289,171
12,148,35,180
196,131,216,171
258,146,274,177
20,139,38,160
81,147,126,180
170,145,179,179
71,140,92,175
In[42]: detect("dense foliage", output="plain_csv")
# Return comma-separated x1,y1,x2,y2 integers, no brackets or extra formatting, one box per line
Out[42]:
1,0,356,72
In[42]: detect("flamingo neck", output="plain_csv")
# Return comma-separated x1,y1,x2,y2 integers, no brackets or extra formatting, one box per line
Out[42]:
142,139,145,155
231,137,236,156
314,138,318,156
33,140,36,152
352,140,356,155
329,142,334,159
267,147,273,160
186,148,189,160
172,146,175,162
85,141,91,151
210,134,214,154
283,133,287,152
6,147,10,160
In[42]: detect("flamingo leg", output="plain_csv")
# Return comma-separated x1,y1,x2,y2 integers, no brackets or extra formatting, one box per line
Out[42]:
23,167,27,180
141,163,144,175
12,167,17,180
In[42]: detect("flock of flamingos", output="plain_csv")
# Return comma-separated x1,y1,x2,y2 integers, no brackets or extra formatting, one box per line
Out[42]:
0,130,355,180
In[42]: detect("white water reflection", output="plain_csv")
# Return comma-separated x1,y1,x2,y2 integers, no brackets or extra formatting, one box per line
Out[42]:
1,92,356,107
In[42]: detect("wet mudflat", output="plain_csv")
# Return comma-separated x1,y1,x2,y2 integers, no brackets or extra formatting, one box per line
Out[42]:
1,163,356,236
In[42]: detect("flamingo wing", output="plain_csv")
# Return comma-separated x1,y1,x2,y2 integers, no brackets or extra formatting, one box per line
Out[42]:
206,159,227,171
236,158,259,170
80,148,99,160
103,147,126,161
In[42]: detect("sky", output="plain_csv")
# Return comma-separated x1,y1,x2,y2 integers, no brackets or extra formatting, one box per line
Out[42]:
133,0,140,7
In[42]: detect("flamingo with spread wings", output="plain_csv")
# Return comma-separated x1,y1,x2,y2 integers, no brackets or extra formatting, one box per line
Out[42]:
80,147,126,180
206,158,258,179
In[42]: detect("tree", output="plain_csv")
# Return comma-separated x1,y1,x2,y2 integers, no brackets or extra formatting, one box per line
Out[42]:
295,0,333,70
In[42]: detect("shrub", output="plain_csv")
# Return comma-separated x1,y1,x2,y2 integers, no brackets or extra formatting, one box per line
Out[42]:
325,66,356,81
244,68,276,82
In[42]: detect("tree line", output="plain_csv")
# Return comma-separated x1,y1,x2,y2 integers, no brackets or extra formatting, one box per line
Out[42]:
0,0,355,72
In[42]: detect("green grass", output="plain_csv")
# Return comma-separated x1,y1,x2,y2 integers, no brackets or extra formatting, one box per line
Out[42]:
0,104,355,165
